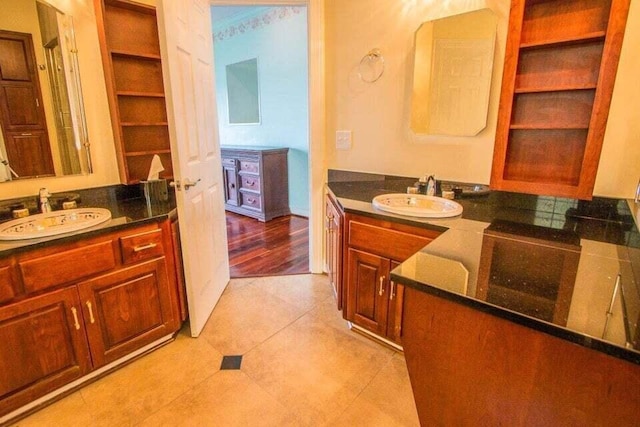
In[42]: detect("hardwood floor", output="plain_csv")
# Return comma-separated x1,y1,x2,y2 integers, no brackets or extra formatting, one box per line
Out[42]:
226,212,309,278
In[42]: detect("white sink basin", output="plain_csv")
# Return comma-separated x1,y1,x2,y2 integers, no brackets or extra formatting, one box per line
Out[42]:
0,208,112,240
372,194,463,218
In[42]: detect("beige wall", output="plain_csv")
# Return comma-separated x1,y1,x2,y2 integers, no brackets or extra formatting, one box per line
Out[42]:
2,0,119,199
326,0,640,198
3,0,638,201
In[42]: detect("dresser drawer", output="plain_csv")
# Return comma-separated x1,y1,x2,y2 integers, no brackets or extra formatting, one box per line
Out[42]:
20,241,117,293
222,157,236,167
119,228,165,265
239,160,259,174
240,175,261,192
241,193,262,211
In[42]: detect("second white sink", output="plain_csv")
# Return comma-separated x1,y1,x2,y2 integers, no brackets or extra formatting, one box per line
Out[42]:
372,194,463,218
0,208,112,240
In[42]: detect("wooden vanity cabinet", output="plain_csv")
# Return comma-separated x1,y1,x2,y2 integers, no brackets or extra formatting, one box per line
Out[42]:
343,213,441,346
0,287,92,417
0,220,182,418
324,193,343,309
490,0,631,199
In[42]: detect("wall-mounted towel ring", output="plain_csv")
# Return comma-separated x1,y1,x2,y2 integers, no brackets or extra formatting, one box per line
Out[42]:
358,48,385,83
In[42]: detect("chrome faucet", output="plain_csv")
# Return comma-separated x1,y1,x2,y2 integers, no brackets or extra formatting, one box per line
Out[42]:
39,188,52,213
425,175,437,196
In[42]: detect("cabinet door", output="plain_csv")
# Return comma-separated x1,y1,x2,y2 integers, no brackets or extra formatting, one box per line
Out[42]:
325,195,343,310
345,248,390,337
223,163,239,206
0,287,92,416
78,258,179,368
386,261,404,345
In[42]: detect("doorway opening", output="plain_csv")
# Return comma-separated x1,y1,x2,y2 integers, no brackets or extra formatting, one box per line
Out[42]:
211,5,310,278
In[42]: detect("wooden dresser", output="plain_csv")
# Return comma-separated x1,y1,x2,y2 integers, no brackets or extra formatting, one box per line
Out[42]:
221,146,290,222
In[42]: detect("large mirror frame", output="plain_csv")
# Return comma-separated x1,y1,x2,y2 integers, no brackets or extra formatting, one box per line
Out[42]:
410,8,498,136
0,0,91,183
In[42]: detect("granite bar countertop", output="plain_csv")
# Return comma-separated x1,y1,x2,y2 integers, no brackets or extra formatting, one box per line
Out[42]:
327,170,640,365
0,184,176,257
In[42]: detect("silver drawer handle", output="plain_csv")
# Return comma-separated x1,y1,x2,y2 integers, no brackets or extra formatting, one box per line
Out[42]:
134,243,157,252
379,276,385,296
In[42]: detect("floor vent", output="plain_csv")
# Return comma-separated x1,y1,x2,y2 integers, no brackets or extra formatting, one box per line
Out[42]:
220,355,243,370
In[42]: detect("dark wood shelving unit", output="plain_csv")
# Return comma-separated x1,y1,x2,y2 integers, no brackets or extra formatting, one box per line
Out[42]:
490,0,631,199
94,0,173,184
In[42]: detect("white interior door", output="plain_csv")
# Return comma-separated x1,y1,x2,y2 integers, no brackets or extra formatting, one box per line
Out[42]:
157,0,230,337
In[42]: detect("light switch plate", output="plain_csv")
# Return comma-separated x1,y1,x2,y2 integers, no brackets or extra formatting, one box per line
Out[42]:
336,130,352,150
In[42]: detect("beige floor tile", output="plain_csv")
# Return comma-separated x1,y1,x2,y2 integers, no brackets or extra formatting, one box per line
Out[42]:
200,281,307,355
332,353,420,427
140,370,299,426
242,311,395,425
10,392,92,427
252,274,334,311
77,329,223,426
223,277,258,295
11,274,419,427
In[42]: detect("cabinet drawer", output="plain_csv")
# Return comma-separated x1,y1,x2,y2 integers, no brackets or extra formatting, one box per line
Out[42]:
239,160,259,174
240,175,261,192
119,228,165,265
0,264,18,304
348,221,435,261
20,241,117,294
222,157,236,167
241,193,262,211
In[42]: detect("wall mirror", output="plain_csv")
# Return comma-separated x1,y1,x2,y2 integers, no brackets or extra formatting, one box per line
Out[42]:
410,8,498,136
0,0,91,183
226,58,260,125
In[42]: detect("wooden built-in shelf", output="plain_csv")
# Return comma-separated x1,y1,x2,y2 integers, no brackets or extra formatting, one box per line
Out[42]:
110,50,162,60
491,0,631,200
95,0,173,184
519,31,606,49
117,91,165,97
121,122,169,127
514,85,597,93
509,125,589,130
125,149,171,157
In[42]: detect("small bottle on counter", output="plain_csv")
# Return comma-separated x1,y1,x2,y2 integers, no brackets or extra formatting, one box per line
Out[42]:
11,204,29,218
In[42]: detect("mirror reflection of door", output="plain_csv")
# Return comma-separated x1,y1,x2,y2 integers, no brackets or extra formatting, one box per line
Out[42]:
0,29,55,178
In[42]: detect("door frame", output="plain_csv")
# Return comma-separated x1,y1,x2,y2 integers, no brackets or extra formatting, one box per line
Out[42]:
209,0,326,274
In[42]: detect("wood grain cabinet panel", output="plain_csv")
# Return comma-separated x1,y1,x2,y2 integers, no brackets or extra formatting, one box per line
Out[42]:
343,212,441,346
0,220,183,419
0,262,19,304
78,258,178,368
119,228,165,265
490,0,631,199
0,287,92,416
346,248,390,337
19,240,117,294
324,193,343,310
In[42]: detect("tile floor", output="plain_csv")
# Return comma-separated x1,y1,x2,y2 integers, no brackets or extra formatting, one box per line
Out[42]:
13,274,419,426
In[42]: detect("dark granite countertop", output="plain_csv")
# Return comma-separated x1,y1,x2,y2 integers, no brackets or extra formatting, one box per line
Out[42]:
327,170,640,365
0,184,176,257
